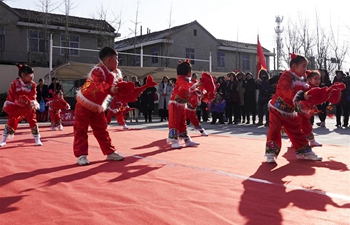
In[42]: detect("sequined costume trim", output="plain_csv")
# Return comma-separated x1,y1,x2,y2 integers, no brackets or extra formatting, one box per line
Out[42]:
268,99,297,117
168,128,179,139
265,140,281,155
295,145,312,155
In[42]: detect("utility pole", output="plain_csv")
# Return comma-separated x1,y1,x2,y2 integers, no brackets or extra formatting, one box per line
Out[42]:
274,15,284,70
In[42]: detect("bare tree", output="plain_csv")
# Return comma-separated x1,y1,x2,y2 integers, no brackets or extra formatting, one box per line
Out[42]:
35,0,62,65
314,10,330,70
281,19,302,69
164,2,175,67
129,0,140,66
89,4,122,48
63,0,77,62
328,23,348,71
281,10,348,74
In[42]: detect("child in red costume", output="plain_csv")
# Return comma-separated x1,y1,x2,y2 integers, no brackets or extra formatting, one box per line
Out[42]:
265,54,322,163
297,70,323,147
46,90,70,131
186,73,209,136
74,47,124,166
167,60,200,149
106,96,132,130
0,64,42,147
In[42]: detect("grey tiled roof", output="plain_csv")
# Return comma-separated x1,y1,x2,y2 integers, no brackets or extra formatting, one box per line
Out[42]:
13,8,115,32
115,20,271,53
218,39,270,52
115,22,191,49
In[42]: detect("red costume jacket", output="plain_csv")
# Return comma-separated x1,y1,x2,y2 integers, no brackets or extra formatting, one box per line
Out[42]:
170,76,195,104
269,70,309,116
76,64,122,112
3,78,38,118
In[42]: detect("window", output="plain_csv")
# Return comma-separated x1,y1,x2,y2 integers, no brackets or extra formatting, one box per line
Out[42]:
193,29,197,36
28,30,45,52
217,51,225,68
185,48,195,65
242,54,250,70
151,47,159,64
60,34,80,56
0,26,4,51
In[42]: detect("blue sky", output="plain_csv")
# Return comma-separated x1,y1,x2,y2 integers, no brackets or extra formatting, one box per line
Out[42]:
5,0,350,71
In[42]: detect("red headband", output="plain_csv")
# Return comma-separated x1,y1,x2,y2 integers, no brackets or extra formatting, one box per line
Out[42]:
179,59,191,64
305,70,312,76
290,53,297,59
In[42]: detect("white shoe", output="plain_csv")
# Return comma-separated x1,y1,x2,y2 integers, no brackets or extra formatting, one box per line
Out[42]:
58,125,63,131
34,136,42,146
296,151,322,161
0,135,7,147
106,152,124,161
309,139,322,147
50,126,56,131
185,140,200,147
77,155,90,165
123,125,129,130
167,138,182,149
265,153,276,163
200,131,209,136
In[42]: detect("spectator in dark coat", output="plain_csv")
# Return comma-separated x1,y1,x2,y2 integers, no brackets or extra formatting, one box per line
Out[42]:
128,76,141,122
36,78,49,122
48,77,62,98
243,72,257,124
224,72,240,124
256,69,273,126
314,69,332,127
333,70,348,127
140,76,157,122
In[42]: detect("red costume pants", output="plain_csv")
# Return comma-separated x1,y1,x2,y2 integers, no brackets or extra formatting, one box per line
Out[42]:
73,102,116,157
5,110,39,136
265,108,310,156
299,113,314,141
186,108,203,130
168,102,187,139
49,109,62,125
106,110,126,126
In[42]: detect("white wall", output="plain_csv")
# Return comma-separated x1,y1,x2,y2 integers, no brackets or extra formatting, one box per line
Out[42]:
0,65,49,94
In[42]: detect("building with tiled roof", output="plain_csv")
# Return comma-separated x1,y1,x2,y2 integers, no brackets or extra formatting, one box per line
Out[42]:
0,1,118,67
115,20,274,77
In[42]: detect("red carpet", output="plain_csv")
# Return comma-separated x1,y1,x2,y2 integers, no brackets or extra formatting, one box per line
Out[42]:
0,125,349,225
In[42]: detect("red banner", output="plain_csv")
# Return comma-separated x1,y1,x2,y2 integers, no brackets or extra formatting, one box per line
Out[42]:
257,36,267,78
60,109,75,126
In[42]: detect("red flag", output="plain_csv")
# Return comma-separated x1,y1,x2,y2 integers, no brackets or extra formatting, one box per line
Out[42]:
256,36,267,78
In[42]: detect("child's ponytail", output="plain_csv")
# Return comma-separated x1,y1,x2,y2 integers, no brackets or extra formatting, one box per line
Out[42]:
16,63,34,77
